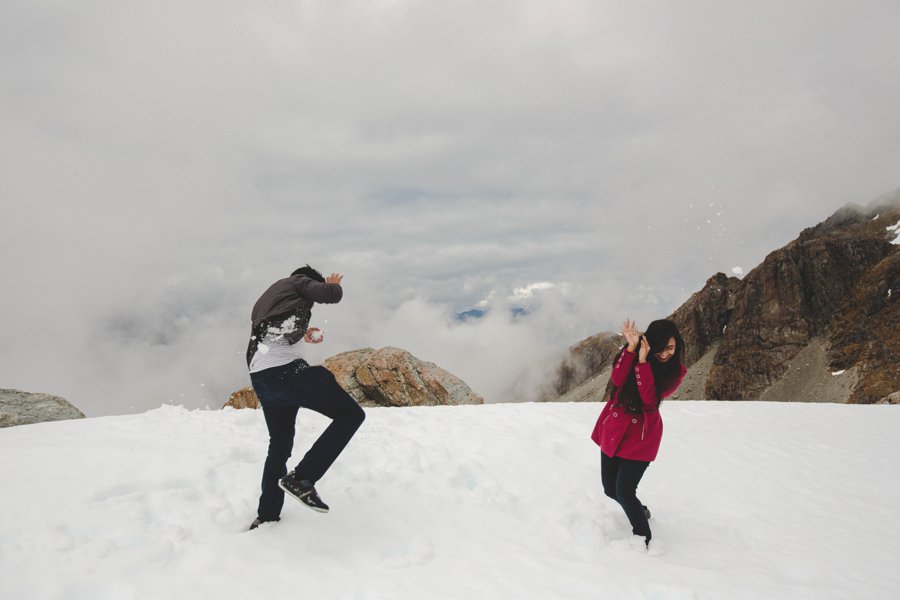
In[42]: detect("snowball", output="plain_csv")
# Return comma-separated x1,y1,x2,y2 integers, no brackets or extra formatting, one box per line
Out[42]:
731,266,744,276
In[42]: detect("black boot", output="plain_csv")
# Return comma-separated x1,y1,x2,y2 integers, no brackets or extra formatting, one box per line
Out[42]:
249,516,280,530
279,471,330,513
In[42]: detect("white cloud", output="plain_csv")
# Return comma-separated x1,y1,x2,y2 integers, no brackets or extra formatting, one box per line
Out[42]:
2,0,899,414
511,282,557,300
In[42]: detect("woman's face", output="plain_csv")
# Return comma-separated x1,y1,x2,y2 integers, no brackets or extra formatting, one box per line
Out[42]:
654,337,677,362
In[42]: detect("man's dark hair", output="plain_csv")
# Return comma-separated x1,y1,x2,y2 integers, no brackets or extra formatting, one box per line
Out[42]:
291,264,326,282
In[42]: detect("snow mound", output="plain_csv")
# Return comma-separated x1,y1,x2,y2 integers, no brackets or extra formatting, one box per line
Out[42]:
1,402,898,599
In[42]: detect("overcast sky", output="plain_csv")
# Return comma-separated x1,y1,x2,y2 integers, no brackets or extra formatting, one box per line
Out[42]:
2,1,899,415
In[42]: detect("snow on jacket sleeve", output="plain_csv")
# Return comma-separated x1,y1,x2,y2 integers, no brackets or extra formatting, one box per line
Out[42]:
291,276,343,304
610,348,635,387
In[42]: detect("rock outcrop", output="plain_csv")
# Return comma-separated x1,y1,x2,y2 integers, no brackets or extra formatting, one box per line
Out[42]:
878,391,900,405
0,389,86,428
538,332,622,402
537,332,622,402
224,387,259,409
825,248,899,403
323,347,484,407
542,189,900,403
225,347,483,409
669,273,743,366
704,195,898,402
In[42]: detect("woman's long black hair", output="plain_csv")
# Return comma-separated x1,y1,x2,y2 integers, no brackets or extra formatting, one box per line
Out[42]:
610,319,685,413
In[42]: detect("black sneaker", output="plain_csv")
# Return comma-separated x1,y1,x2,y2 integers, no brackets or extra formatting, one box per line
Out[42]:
279,471,330,513
642,505,652,520
249,516,280,530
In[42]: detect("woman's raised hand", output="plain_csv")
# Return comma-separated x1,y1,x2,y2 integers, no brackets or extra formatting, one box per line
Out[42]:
622,319,640,352
638,335,650,364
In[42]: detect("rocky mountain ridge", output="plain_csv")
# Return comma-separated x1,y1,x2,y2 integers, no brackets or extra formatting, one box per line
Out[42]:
543,190,900,404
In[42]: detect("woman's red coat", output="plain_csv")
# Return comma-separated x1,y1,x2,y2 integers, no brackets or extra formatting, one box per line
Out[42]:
591,348,686,462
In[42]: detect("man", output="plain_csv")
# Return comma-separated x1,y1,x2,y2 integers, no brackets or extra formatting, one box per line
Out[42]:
247,265,365,530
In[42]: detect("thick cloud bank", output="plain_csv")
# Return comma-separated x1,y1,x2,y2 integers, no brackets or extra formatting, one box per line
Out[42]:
2,1,900,414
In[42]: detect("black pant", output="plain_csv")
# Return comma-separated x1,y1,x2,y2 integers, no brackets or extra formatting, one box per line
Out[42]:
601,452,651,540
250,360,365,521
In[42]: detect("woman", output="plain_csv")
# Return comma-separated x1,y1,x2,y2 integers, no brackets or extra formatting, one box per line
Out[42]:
591,318,687,548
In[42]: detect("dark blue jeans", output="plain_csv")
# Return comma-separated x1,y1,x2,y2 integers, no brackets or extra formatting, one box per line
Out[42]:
250,360,365,521
601,452,651,540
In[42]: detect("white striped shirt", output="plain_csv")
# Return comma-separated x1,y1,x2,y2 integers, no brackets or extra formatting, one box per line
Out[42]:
249,334,307,373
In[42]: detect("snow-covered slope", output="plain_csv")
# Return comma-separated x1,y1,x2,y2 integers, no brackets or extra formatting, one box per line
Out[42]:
1,402,898,599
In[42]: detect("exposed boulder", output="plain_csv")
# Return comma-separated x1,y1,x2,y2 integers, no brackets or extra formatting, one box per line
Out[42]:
320,348,373,405
225,347,484,409
0,389,86,428
878,391,900,405
324,347,484,407
224,387,259,409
